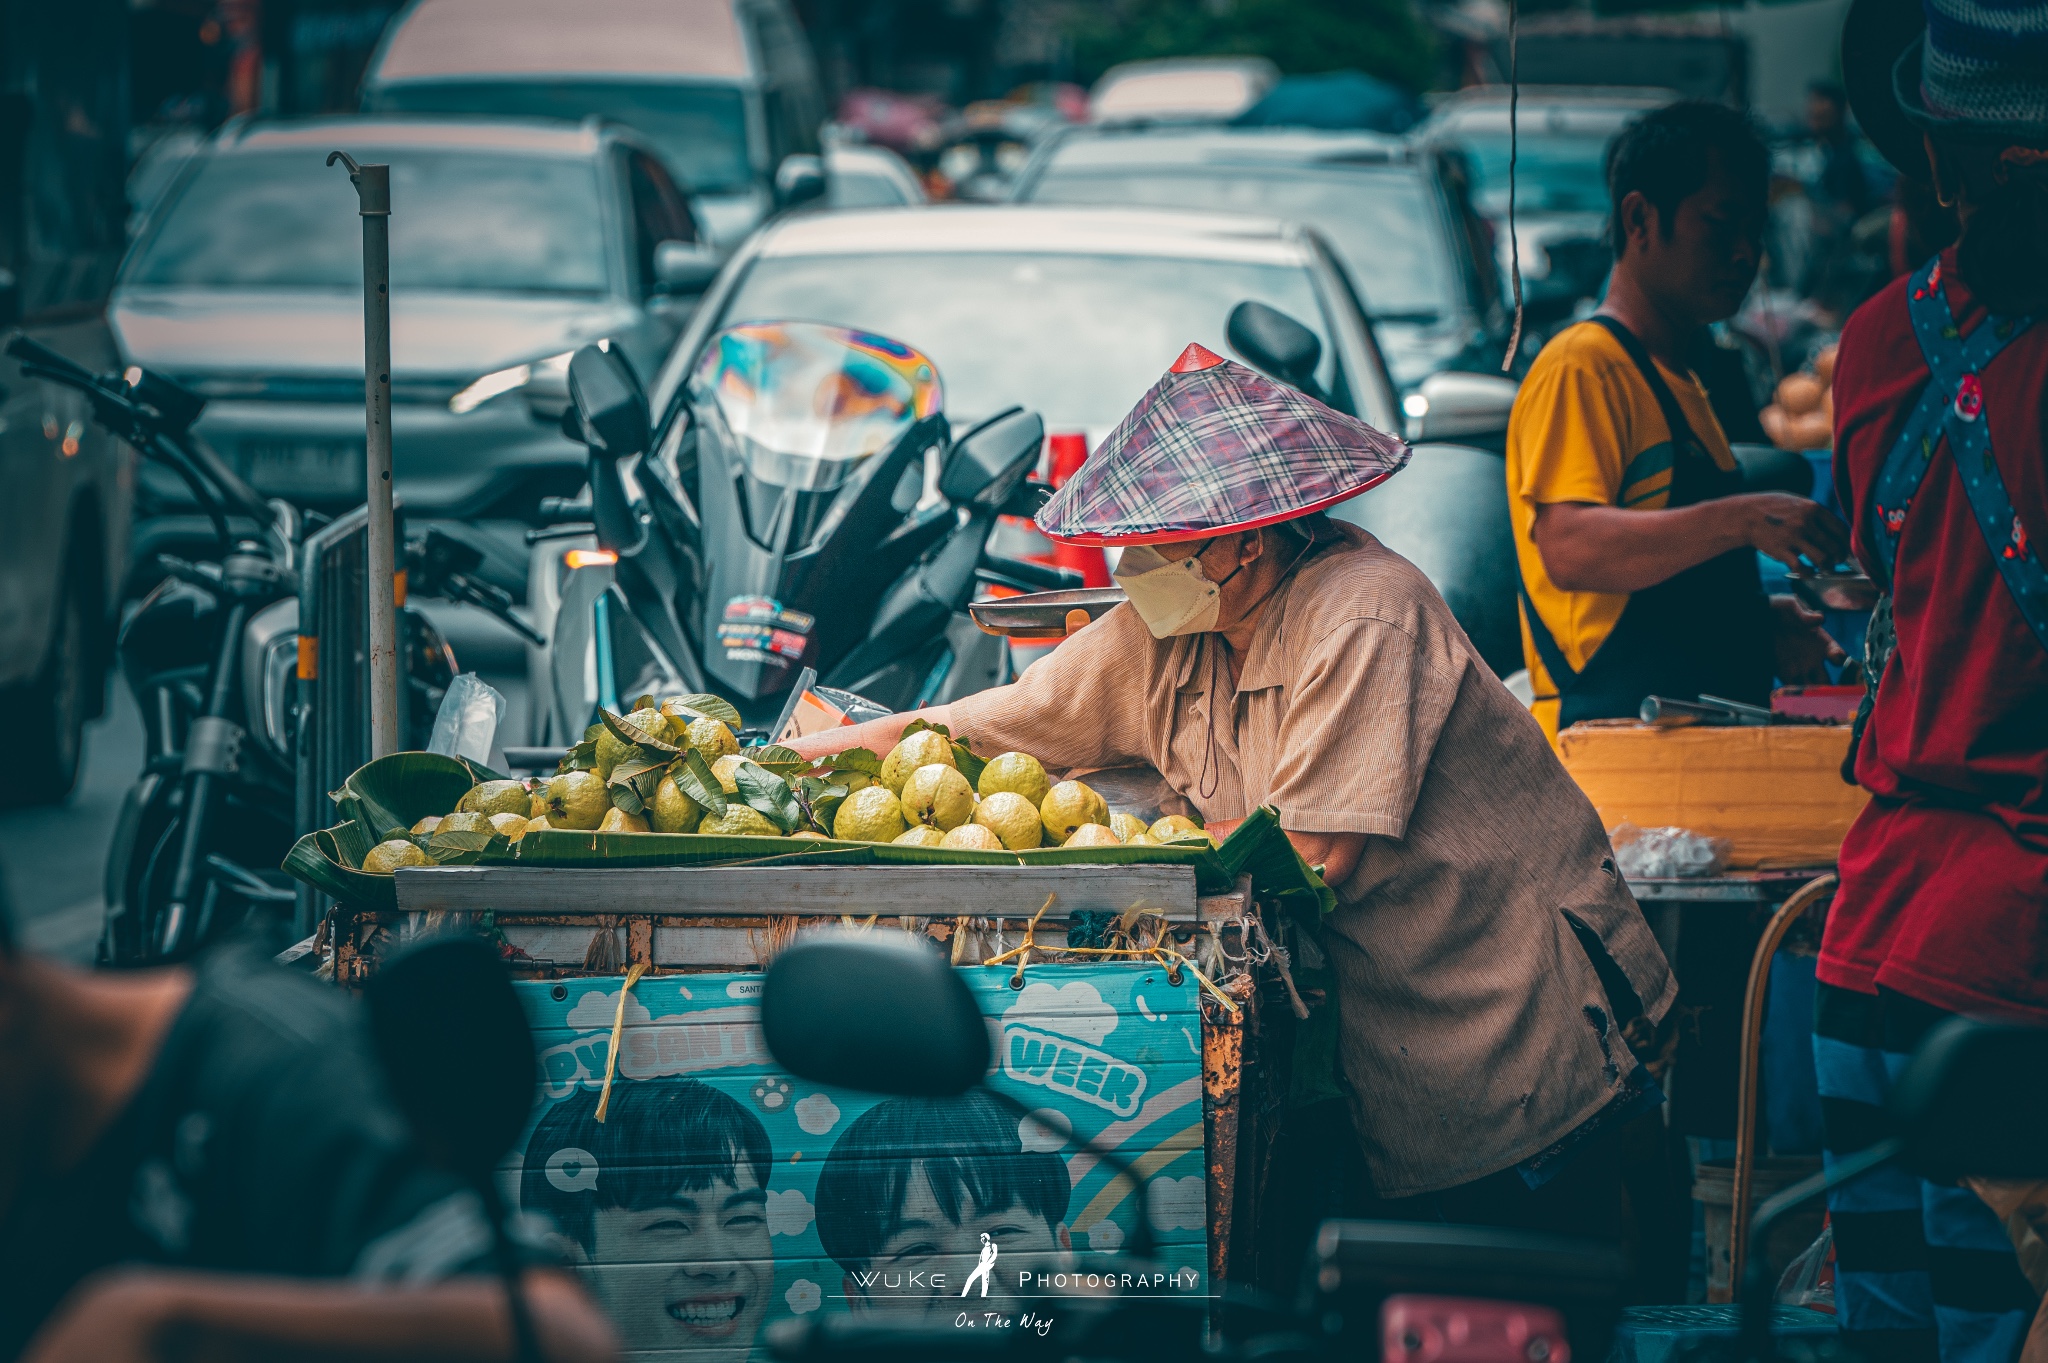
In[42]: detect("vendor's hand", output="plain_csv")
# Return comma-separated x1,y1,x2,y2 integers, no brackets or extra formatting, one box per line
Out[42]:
1203,816,1245,840
1771,593,1847,684
1735,494,1850,572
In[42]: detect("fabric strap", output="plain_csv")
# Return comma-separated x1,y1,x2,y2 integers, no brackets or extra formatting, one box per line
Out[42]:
1870,256,2044,651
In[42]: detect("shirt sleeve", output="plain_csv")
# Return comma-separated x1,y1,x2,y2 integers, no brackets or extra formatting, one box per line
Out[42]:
1508,336,1635,510
1262,614,1463,839
944,604,1156,774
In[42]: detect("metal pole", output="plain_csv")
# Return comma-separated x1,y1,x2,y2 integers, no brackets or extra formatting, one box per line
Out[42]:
329,150,399,757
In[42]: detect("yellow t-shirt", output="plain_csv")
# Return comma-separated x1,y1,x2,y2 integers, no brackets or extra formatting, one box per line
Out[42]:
1505,320,1739,742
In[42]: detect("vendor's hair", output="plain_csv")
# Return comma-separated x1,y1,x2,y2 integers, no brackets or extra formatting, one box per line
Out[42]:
1937,138,2048,316
519,1078,771,1254
1606,101,1769,259
812,1092,1069,1274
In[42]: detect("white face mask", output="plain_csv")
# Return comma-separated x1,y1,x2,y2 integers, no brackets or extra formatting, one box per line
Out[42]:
1112,541,1243,639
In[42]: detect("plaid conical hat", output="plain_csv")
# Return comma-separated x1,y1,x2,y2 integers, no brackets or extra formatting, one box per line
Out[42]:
1037,344,1410,546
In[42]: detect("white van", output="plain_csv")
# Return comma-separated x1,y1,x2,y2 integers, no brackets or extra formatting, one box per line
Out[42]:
361,0,824,245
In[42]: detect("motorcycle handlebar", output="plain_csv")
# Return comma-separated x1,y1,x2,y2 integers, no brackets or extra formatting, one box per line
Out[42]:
7,331,270,524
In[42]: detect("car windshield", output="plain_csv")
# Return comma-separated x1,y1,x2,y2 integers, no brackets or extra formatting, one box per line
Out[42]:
1028,167,1452,321
712,250,1348,432
371,81,753,194
1451,132,1613,215
129,148,607,293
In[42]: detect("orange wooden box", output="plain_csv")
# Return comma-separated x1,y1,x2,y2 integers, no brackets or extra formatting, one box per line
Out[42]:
1557,723,1870,869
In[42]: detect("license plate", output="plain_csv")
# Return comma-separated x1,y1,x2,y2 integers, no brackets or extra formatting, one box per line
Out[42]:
241,438,364,496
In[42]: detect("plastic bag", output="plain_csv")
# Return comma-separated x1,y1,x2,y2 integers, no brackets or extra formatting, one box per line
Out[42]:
1608,822,1732,878
1775,1221,1835,1311
427,673,505,767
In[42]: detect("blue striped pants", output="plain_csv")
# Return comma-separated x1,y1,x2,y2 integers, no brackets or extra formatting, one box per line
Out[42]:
1813,983,2035,1363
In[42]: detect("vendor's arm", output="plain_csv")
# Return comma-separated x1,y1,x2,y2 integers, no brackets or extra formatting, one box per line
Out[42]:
23,1267,618,1363
785,608,1154,772
1533,494,1848,593
785,708,948,762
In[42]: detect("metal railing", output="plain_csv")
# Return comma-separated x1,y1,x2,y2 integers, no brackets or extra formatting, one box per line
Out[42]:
293,501,408,936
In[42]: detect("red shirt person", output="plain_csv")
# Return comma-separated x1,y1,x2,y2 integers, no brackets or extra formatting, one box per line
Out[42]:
1819,2,2048,1358
1826,244,2048,1022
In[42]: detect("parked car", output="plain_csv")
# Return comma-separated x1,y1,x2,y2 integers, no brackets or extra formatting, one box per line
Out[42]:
603,206,1524,676
823,142,927,208
111,115,715,591
1088,57,1279,123
1,2,134,805
361,0,825,247
1010,125,1509,391
1415,86,1674,328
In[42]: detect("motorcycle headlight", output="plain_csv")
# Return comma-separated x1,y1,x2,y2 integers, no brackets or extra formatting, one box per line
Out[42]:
448,349,576,415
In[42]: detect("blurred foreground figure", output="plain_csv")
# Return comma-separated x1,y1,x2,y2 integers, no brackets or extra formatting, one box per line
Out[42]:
1821,3,2048,1363
0,898,616,1363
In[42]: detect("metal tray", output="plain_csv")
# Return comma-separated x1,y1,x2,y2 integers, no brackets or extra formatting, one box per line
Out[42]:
969,587,1126,640
1789,569,1879,612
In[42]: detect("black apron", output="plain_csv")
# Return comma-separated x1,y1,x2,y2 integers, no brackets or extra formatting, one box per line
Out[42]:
1521,316,1773,727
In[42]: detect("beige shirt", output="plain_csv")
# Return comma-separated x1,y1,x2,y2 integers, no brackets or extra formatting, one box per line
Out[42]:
947,523,1676,1196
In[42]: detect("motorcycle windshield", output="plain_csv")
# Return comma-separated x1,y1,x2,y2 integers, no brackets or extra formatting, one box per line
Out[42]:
690,321,942,492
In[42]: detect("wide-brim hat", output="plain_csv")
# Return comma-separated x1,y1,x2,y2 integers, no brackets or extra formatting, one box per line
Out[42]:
1036,343,1409,547
1845,0,2048,183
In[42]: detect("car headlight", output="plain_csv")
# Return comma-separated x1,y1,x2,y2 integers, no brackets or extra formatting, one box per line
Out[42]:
448,349,575,415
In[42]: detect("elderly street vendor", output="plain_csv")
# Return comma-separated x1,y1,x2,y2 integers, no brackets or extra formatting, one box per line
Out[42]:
790,344,1674,1234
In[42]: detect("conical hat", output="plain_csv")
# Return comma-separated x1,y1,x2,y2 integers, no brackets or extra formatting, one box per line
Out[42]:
1037,344,1410,546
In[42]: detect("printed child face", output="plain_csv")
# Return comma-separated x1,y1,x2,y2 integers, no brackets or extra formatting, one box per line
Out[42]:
585,1165,771,1358
844,1163,1066,1320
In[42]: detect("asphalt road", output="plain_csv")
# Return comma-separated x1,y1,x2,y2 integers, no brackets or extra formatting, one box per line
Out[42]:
0,600,531,965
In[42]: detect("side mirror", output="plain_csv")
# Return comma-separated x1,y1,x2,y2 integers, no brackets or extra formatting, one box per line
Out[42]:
652,239,721,296
940,406,1045,506
1227,300,1323,395
774,153,827,212
566,344,649,460
761,931,988,1096
1409,370,1520,441
1893,1017,2048,1181
365,936,537,1180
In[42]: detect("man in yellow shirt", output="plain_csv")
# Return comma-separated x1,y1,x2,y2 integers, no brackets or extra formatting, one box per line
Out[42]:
1508,101,1847,740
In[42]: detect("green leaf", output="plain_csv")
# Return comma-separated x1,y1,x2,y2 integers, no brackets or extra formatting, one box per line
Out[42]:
336,751,479,847
676,749,729,816
899,717,952,741
733,760,802,834
560,721,605,773
659,693,743,732
627,692,656,714
948,740,986,789
814,747,882,781
610,783,646,817
600,708,681,755
423,827,502,864
284,828,396,909
746,744,810,780
608,752,671,787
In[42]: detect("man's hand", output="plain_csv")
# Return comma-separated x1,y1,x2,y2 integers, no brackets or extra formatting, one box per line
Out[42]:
1737,494,1849,572
1771,593,1847,684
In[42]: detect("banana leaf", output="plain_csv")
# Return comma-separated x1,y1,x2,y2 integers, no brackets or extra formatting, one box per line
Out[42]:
284,772,1327,910
335,751,485,848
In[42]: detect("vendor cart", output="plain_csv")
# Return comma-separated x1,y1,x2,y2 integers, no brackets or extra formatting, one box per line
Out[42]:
304,806,1323,1341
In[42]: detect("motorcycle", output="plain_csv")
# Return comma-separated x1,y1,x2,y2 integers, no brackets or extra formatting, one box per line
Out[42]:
3,334,528,964
525,323,1075,747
